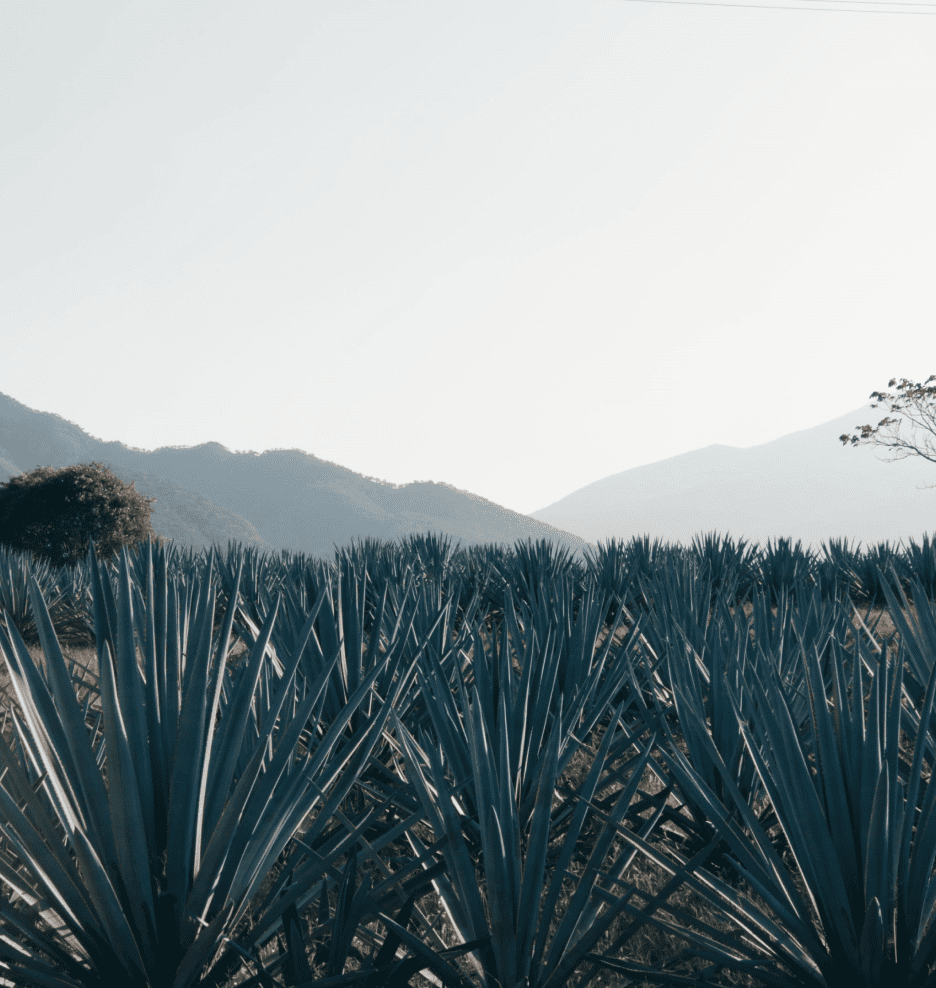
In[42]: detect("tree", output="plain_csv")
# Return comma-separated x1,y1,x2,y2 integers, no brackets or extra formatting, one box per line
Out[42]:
839,374,936,490
0,461,169,569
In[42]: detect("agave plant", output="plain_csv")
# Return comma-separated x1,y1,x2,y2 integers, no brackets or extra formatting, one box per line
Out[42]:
0,541,90,647
387,693,671,988
239,850,488,988
0,540,433,988
223,542,683,988
607,563,936,988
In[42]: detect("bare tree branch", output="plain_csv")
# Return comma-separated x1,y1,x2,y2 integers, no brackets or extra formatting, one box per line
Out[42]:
839,374,936,489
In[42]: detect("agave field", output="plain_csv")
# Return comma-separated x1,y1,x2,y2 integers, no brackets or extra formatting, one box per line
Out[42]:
0,528,934,988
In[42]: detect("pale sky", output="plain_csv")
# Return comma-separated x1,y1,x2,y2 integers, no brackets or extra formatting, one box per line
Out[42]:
2,0,934,517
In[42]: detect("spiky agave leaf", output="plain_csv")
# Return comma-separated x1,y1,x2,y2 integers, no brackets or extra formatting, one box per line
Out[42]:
0,540,429,988
282,850,482,988
611,564,936,988
389,685,673,988
0,541,85,648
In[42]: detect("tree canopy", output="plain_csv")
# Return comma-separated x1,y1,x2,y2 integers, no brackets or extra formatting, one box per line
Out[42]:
0,461,169,569
840,375,936,489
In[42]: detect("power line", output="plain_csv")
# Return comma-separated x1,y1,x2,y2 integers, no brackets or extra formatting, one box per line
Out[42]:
797,0,936,6
614,0,936,12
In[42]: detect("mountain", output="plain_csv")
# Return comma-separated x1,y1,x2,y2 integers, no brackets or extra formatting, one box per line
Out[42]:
0,391,595,565
3,391,932,570
529,404,936,557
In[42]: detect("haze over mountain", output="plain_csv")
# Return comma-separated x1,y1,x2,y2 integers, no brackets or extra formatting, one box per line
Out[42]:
531,403,936,558
0,391,594,565
1,390,933,569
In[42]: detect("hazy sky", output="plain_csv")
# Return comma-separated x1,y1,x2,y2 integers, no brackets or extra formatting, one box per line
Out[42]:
2,1,934,516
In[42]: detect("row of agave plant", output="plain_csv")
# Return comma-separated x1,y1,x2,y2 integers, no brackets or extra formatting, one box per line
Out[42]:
0,529,932,987
4,527,936,650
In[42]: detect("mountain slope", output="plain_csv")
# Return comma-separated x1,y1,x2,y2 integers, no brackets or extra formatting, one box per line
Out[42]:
0,392,594,564
529,404,936,556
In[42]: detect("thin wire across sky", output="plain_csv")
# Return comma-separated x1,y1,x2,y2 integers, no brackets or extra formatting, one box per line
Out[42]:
614,0,936,12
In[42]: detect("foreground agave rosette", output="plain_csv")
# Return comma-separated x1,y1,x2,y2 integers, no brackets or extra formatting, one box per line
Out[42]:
0,540,434,988
610,564,936,987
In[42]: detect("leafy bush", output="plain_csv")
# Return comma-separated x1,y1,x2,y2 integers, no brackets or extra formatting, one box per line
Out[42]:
0,461,169,569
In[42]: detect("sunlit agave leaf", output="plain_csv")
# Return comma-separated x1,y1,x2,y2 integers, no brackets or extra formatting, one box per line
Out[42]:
0,588,113,857
390,708,487,961
0,540,446,988
624,577,936,987
650,718,833,959
97,635,159,971
0,781,110,967
180,641,418,980
620,749,835,975
538,746,659,988
515,683,564,965
461,682,521,976
0,872,94,978
391,686,666,988
112,557,157,857
0,543,81,649
415,584,640,842
0,599,148,971
67,825,149,978
164,590,222,928
201,587,327,840
581,820,823,985
183,632,340,914
875,563,936,688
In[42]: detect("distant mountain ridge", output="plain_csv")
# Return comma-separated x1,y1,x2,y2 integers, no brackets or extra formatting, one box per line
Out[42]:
2,391,933,569
529,403,936,557
0,391,596,565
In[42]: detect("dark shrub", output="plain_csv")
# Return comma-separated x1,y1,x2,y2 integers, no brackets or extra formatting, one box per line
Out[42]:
0,461,168,569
